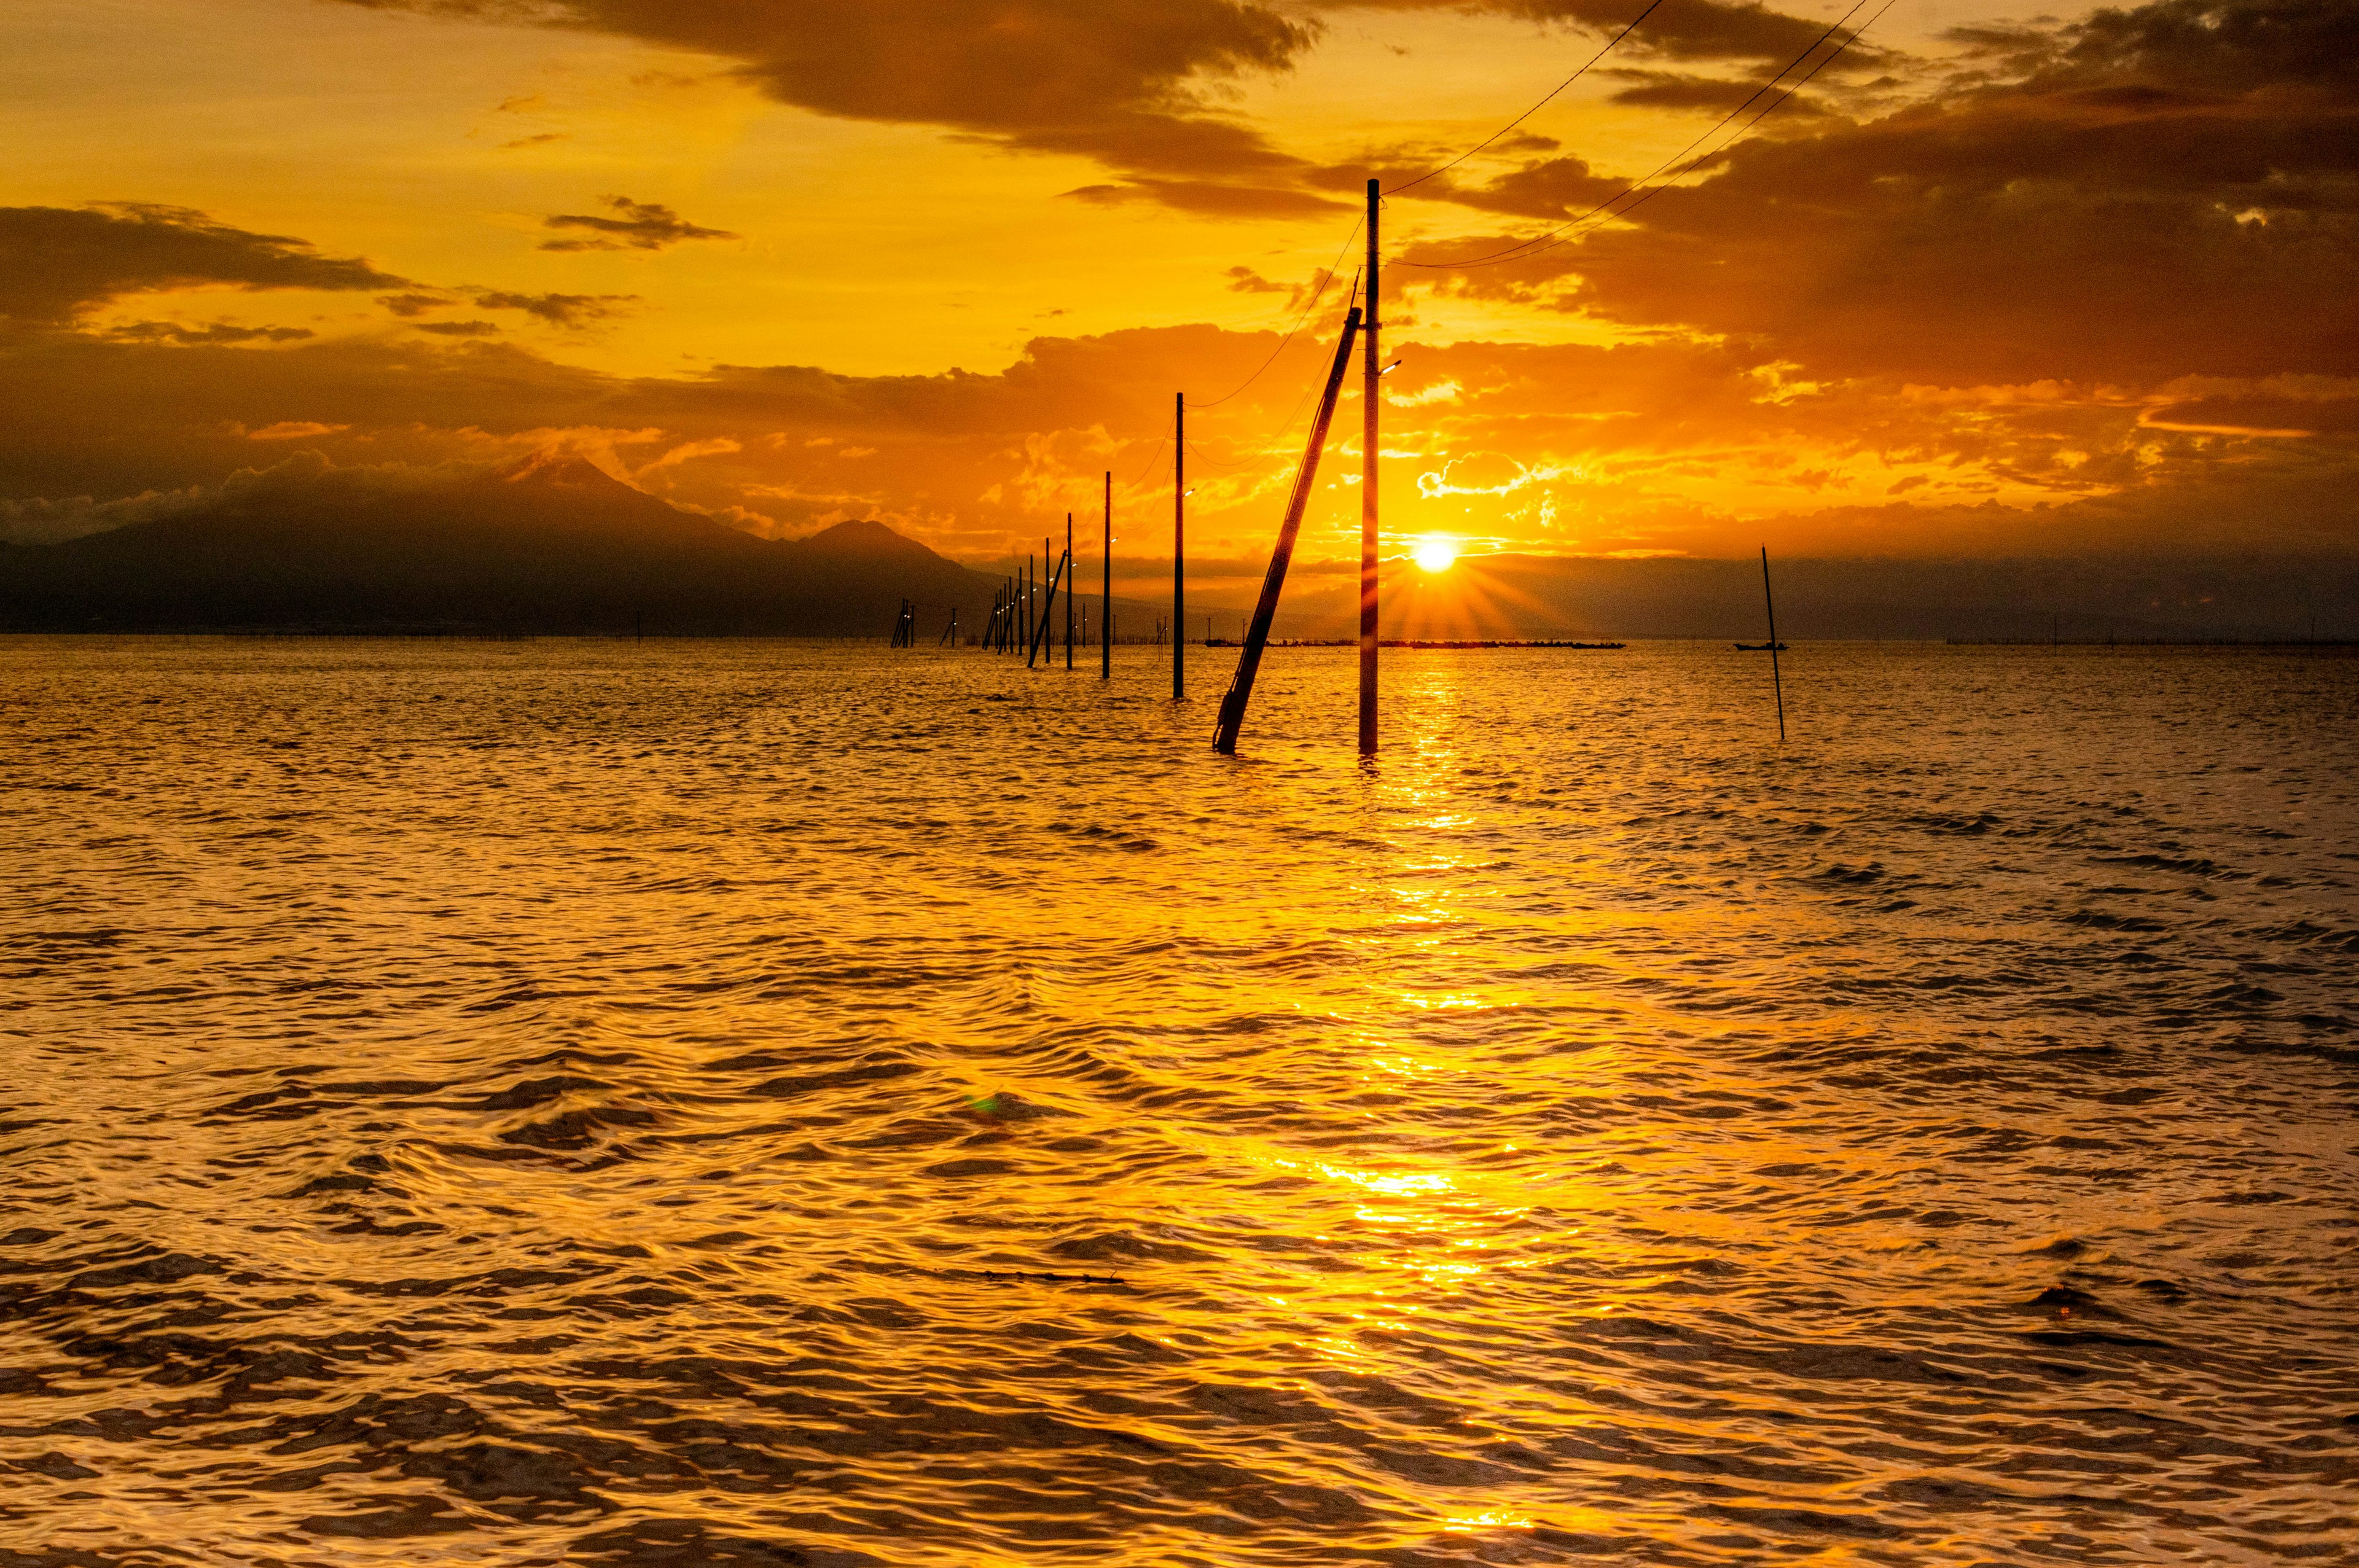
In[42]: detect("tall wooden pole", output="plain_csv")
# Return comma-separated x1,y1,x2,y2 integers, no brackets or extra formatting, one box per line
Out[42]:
1216,306,1363,755
1359,177,1381,756
1101,470,1113,680
1066,512,1075,669
1173,392,1186,701
1761,544,1786,743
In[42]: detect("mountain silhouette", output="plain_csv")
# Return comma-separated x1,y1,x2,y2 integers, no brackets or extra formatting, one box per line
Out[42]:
0,458,1033,636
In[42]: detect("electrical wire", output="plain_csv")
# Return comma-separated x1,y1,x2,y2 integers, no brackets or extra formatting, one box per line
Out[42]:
1184,227,1361,410
1519,0,1899,260
1116,433,1170,495
1382,0,1669,197
1396,0,1888,270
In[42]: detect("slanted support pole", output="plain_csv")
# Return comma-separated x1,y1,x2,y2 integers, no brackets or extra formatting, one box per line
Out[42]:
1761,545,1786,742
1214,305,1364,755
1028,548,1069,668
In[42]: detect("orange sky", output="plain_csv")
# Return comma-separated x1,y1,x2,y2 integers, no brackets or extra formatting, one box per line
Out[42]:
4,0,2355,591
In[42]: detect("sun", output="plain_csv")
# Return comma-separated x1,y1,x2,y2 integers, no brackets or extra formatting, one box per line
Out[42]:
1412,536,1459,573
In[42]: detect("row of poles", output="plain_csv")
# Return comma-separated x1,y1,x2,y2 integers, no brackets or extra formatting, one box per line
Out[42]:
979,474,1121,677
907,179,1790,750
953,177,1387,754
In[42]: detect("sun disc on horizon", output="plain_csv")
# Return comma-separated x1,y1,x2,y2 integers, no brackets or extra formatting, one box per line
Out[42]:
1413,536,1458,574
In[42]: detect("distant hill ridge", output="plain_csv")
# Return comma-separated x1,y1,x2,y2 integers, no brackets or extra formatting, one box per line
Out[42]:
3,456,2347,641
0,458,1070,636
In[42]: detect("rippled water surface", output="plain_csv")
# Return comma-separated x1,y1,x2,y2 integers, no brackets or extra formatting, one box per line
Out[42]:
5,636,2357,1566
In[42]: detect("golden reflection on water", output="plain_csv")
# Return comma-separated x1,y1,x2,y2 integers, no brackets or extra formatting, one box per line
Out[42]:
2,639,2357,1565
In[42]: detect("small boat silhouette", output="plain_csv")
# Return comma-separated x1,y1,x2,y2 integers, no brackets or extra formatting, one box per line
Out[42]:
1734,641,1788,651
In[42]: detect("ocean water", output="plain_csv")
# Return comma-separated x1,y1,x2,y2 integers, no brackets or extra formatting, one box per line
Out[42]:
3,636,2355,1567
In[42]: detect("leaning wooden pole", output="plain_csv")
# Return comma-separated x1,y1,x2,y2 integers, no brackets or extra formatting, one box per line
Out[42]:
1173,393,1186,701
1359,176,1381,756
1761,544,1786,743
1101,470,1113,681
1215,305,1364,755
1029,549,1069,667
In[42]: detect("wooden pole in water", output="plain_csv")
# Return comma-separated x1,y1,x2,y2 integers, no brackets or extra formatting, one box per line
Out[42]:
1066,512,1075,669
1216,305,1363,755
1029,549,1068,666
1760,545,1785,742
1102,470,1113,681
1359,176,1381,757
1173,393,1186,702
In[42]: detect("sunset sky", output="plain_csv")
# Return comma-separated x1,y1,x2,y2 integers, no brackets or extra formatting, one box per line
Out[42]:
5,0,2353,594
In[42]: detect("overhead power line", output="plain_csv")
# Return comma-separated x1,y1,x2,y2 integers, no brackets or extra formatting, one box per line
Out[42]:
1179,0,1665,418
1186,231,1362,412
1383,0,1669,197
1119,433,1170,493
1397,0,1894,270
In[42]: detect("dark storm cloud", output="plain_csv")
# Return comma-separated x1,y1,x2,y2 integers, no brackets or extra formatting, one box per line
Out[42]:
0,203,406,323
328,0,1857,214
375,291,453,318
106,321,315,345
2017,0,2359,89
1602,67,1831,113
1060,179,1350,219
338,0,1318,182
1344,0,1858,64
471,290,642,326
1408,0,2359,386
1438,155,1632,220
539,197,740,251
